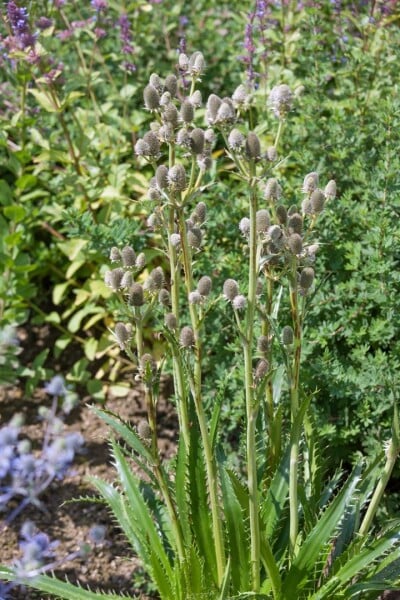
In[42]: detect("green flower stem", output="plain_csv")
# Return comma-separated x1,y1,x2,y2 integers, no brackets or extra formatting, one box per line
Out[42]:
288,260,303,559
274,118,285,153
244,176,260,592
359,418,400,537
177,208,226,587
134,314,185,562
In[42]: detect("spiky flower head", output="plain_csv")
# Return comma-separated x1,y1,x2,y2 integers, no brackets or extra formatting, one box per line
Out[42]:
149,267,165,290
109,247,121,262
245,132,261,160
188,51,205,77
162,103,179,127
156,165,169,190
204,128,216,146
288,213,303,234
239,217,251,236
190,90,202,108
232,294,247,310
105,267,124,291
128,283,144,306
288,233,303,255
197,275,212,296
206,94,222,124
194,202,207,224
177,128,191,149
165,312,177,330
269,84,293,118
310,189,325,214
189,290,202,305
121,246,136,267
302,171,319,194
268,225,283,243
228,128,245,151
256,209,270,233
300,267,315,290
282,325,294,345
164,74,178,97
324,179,337,200
257,335,269,353
232,84,249,107
266,146,277,161
135,253,146,270
215,99,236,125
178,53,189,71
158,289,170,306
190,128,205,155
170,233,181,247
149,73,163,92
223,279,239,301
180,326,195,348
120,271,133,288
137,419,151,441
264,178,282,201
142,131,160,157
187,227,202,249
143,84,160,110
255,359,269,381
168,164,187,191
276,205,287,225
180,100,195,123
114,322,132,350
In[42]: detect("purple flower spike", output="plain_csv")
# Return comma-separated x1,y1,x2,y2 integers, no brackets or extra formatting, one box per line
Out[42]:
44,375,67,397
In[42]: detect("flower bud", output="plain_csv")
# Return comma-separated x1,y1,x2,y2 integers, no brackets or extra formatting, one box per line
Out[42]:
121,246,136,267
159,122,175,143
135,139,150,156
189,51,205,76
120,271,133,288
178,53,189,72
170,233,181,247
177,128,191,149
232,294,247,310
150,267,165,290
223,279,239,300
245,132,261,160
256,209,270,233
216,99,236,125
268,225,283,243
197,275,212,296
204,128,216,146
299,267,315,290
180,326,195,348
160,91,172,107
288,233,303,255
168,164,187,191
129,283,144,306
143,84,160,110
282,325,294,345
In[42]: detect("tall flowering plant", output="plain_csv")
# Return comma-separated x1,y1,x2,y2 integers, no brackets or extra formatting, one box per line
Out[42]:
1,51,400,599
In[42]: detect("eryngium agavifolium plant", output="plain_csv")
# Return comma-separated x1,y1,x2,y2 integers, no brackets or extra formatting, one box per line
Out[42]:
2,51,400,600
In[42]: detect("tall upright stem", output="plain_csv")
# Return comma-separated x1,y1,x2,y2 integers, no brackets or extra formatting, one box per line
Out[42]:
244,175,260,592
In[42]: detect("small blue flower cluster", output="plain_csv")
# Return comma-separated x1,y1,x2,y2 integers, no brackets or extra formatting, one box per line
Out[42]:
0,376,83,528
0,521,106,599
